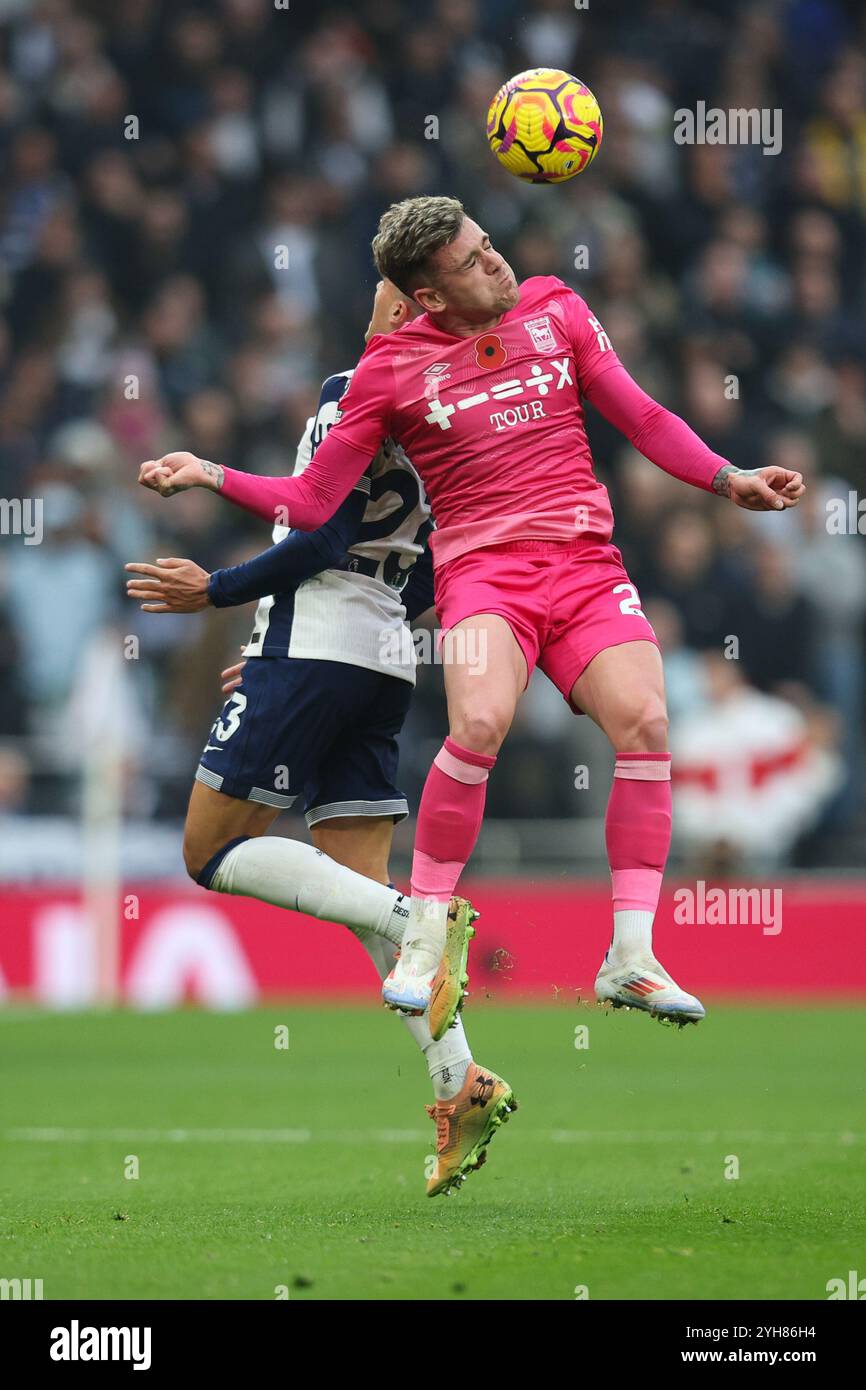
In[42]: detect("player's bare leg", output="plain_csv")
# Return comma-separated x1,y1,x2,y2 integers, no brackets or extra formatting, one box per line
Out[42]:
310,814,393,885
183,780,279,875
570,640,705,1024
382,614,525,1018
183,781,409,946
184,789,483,1092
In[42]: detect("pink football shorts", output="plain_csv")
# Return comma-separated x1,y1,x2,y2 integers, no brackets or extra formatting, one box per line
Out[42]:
434,538,659,708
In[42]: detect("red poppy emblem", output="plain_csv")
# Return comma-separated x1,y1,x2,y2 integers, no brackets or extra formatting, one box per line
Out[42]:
475,333,507,369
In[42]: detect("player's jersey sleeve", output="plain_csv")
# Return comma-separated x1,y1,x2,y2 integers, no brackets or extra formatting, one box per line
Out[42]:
207,490,367,607
296,370,373,501
219,369,375,529
208,370,375,603
549,281,622,393
543,278,725,492
304,372,368,475
322,334,395,456
586,365,727,493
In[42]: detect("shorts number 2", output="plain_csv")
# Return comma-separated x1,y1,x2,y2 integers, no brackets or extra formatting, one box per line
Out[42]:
613,582,646,619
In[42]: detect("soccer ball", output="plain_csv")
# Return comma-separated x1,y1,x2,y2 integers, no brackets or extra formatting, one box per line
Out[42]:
486,68,603,184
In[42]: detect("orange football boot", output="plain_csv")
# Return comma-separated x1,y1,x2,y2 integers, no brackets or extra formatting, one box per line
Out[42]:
425,1063,517,1197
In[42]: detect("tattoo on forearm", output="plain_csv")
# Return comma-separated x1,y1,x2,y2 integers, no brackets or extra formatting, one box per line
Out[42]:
714,464,760,497
201,460,224,490
712,464,737,497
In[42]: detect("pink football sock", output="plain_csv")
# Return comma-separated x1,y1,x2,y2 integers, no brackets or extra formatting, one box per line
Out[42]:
605,752,672,945
411,737,497,902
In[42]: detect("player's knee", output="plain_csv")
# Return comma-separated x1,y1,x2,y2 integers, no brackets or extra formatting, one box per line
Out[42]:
450,707,509,756
182,825,219,884
182,835,207,883
617,699,668,752
185,833,244,887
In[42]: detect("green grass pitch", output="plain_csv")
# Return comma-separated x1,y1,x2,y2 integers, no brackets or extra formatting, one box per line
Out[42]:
1,1003,863,1300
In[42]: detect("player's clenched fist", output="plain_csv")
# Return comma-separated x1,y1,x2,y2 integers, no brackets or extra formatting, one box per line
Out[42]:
714,464,805,512
138,452,224,497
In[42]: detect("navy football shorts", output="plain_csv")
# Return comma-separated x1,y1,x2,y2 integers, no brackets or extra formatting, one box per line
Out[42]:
195,656,411,825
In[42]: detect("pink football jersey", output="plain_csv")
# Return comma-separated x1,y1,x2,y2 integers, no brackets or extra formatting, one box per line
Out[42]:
329,276,621,565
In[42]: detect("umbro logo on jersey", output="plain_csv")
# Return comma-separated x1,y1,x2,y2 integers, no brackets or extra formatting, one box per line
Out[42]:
423,362,451,399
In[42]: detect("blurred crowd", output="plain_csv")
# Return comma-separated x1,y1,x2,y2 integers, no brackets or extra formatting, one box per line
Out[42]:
1,0,865,869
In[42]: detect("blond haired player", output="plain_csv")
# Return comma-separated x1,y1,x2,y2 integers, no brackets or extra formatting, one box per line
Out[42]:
139,198,804,1031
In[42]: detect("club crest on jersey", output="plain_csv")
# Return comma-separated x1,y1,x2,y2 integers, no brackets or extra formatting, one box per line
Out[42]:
524,315,557,354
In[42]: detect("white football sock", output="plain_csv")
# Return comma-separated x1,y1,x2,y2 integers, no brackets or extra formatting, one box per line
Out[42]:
358,930,472,1100
610,908,654,961
400,894,449,974
210,837,409,945
426,1045,473,1101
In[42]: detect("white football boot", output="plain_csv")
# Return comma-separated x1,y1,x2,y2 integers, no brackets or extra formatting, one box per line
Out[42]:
595,951,706,1025
382,897,476,1041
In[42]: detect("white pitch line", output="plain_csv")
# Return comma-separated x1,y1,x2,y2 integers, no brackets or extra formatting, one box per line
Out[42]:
549,1129,863,1145
4,1127,312,1144
3,1127,862,1146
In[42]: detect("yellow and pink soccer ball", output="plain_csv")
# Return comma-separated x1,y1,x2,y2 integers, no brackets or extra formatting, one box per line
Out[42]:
486,68,603,184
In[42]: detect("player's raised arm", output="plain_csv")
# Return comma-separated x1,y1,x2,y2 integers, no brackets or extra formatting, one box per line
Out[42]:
585,366,805,511
137,432,372,531
138,339,395,530
564,289,805,512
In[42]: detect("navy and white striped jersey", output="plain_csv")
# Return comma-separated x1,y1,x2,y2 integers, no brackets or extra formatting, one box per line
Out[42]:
243,370,433,684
